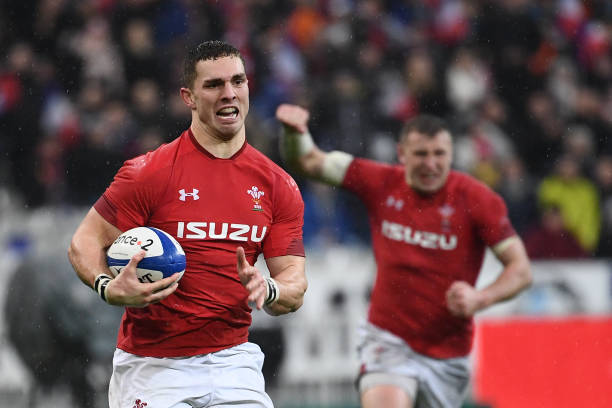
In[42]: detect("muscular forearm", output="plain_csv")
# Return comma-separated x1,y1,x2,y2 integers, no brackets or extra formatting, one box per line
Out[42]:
68,207,121,289
264,255,307,316
68,234,112,289
479,260,532,309
447,238,532,318
264,276,308,316
480,238,532,309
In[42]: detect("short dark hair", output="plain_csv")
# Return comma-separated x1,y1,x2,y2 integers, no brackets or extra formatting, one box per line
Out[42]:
183,40,245,88
399,114,450,142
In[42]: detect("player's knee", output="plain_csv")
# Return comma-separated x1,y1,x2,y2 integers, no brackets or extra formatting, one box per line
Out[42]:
359,373,417,407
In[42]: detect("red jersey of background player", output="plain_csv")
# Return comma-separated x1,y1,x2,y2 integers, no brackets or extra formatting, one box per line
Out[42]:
343,158,515,359
94,129,304,357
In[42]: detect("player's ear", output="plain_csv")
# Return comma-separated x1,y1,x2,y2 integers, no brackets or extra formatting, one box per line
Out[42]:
180,87,196,109
397,144,406,165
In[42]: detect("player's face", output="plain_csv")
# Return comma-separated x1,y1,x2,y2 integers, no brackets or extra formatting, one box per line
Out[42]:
185,56,249,140
397,130,453,194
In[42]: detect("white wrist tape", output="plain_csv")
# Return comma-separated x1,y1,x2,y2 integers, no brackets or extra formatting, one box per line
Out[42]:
280,127,315,161
94,273,113,303
264,277,280,305
320,150,354,186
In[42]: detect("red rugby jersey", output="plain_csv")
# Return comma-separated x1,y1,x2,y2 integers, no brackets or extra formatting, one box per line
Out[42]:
343,158,515,358
94,129,304,357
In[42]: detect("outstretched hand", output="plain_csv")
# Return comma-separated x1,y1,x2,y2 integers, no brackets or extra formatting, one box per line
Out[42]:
445,281,484,318
276,104,310,134
105,250,180,307
236,246,267,310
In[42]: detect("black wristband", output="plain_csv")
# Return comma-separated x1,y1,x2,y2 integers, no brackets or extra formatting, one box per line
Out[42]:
264,277,279,305
94,274,113,303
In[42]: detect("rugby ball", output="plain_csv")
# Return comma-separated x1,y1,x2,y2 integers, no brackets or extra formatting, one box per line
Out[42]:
106,227,186,283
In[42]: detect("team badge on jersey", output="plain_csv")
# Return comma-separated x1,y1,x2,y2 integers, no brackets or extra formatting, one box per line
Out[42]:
438,204,454,231
247,186,265,211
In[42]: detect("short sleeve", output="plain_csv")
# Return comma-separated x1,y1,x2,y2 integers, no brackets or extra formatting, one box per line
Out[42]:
262,173,305,258
342,158,394,208
94,155,160,231
468,180,516,247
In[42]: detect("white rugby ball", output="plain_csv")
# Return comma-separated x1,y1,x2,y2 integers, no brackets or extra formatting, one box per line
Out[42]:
106,227,186,283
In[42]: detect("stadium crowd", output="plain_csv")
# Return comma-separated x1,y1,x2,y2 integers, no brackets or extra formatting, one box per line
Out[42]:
1,0,612,257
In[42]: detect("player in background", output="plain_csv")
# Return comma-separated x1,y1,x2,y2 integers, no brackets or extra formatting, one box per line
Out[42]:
67,41,307,408
276,104,532,408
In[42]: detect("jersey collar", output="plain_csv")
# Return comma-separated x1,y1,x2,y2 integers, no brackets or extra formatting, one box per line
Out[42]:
187,128,248,160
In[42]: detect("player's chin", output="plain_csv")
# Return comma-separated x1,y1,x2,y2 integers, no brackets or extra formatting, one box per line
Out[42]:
216,122,244,139
414,180,443,194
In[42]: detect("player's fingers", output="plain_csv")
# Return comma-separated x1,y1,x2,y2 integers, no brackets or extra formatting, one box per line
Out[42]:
149,273,181,292
118,250,146,281
248,285,266,310
276,105,309,133
244,274,263,292
146,282,179,304
127,250,146,268
236,246,249,271
255,291,265,310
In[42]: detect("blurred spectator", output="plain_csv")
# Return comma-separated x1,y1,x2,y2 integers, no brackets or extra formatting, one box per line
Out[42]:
119,18,164,84
520,90,565,176
68,17,126,93
537,155,601,253
594,155,612,257
454,95,516,188
2,42,46,207
474,0,542,114
523,204,589,259
446,46,490,115
497,156,538,235
570,85,612,155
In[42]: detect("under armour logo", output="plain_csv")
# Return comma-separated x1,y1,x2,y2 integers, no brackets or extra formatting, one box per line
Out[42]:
133,399,148,408
385,196,404,211
179,188,199,201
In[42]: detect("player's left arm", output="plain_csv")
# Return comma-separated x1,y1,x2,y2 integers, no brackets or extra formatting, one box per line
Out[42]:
236,247,307,315
447,239,532,318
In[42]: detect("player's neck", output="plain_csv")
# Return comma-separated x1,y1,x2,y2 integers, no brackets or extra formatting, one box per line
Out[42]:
190,123,246,158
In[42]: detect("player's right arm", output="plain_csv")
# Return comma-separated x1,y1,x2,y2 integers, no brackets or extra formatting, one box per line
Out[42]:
68,207,179,307
276,104,354,186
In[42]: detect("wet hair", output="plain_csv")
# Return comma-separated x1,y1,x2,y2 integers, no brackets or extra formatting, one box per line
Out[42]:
399,114,450,142
183,40,245,88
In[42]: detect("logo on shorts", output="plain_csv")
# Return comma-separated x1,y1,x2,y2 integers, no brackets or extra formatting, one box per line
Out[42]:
247,186,265,211
133,399,148,408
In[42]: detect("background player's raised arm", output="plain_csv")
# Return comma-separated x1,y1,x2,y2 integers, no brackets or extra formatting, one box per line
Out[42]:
276,104,353,186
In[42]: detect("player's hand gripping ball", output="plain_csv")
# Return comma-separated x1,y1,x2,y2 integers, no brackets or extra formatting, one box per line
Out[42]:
107,227,186,283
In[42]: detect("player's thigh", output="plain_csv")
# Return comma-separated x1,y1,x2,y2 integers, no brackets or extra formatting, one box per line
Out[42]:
108,349,213,408
415,355,469,408
357,322,468,408
209,342,274,407
357,323,419,406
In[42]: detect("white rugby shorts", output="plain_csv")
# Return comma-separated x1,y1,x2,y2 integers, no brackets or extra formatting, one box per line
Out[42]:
357,321,470,408
108,342,273,408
